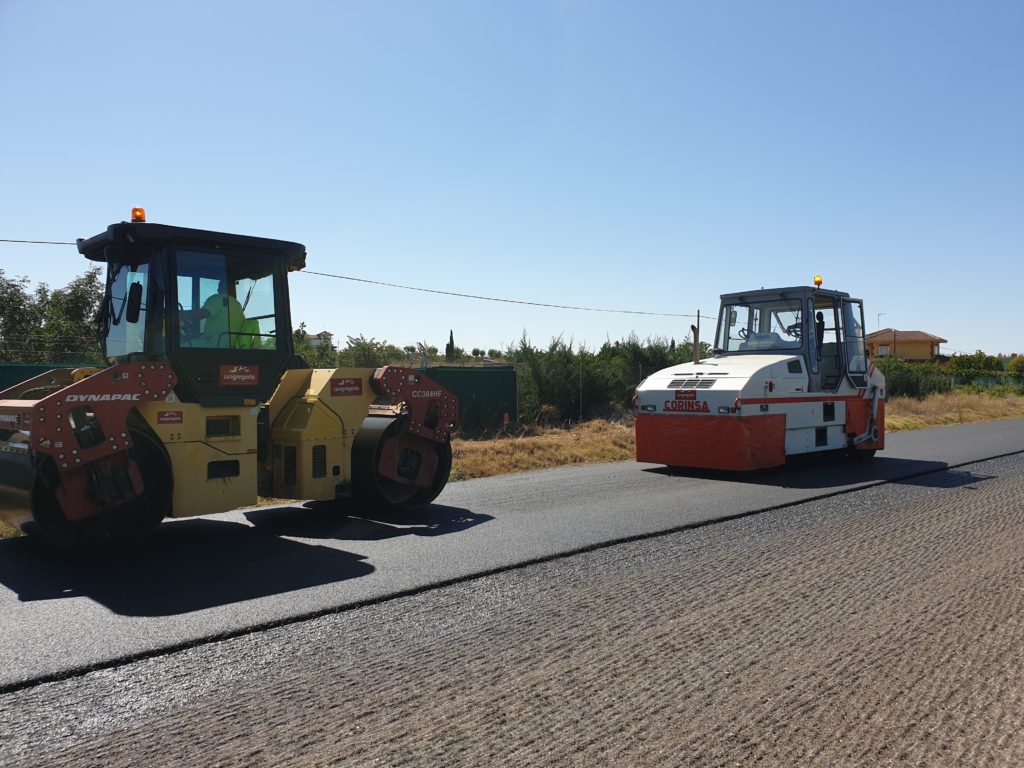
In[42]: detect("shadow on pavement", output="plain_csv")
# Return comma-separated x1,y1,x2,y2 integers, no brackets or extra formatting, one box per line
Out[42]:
644,455,968,489
244,501,493,541
0,517,374,617
0,501,493,617
890,468,997,490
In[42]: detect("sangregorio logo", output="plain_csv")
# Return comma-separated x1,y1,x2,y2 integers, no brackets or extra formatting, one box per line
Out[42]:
220,365,259,386
331,378,363,396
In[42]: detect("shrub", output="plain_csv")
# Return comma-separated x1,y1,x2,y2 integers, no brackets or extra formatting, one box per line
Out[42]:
874,358,951,399
954,382,1024,398
511,332,709,424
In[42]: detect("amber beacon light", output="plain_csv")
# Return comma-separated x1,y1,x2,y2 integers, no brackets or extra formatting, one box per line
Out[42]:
131,207,146,223
813,274,823,287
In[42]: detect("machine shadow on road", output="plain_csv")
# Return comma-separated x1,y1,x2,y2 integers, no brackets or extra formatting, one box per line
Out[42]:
644,455,967,489
0,518,375,617
243,502,494,542
890,468,998,490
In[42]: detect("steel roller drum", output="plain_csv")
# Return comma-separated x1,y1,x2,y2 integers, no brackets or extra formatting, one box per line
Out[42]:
0,433,33,531
351,415,452,510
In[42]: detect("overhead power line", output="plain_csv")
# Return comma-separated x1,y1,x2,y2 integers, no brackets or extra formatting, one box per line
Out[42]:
302,270,700,319
1,237,699,319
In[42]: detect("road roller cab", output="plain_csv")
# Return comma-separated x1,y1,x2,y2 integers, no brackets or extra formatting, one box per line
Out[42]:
79,207,305,407
0,209,459,553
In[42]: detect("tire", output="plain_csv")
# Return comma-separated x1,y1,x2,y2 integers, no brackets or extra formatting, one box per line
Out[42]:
847,446,877,462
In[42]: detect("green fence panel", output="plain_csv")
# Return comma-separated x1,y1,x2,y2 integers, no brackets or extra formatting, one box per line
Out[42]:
953,375,1024,387
418,366,517,433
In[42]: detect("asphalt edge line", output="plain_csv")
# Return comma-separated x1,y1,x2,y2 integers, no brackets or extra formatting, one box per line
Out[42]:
3,448,1022,696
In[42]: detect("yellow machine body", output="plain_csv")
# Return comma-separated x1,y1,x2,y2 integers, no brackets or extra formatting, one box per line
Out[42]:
136,400,260,518
264,367,379,503
0,214,459,553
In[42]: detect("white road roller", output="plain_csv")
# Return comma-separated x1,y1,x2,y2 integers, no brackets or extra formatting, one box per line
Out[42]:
634,278,885,470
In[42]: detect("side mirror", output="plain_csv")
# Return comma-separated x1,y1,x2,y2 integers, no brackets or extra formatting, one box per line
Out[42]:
125,281,143,324
729,309,737,327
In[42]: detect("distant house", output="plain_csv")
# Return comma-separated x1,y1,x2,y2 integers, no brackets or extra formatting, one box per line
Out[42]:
866,329,946,361
308,331,335,350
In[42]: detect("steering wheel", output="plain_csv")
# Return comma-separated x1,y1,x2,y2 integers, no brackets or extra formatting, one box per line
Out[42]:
784,323,802,339
178,302,198,340
737,328,749,340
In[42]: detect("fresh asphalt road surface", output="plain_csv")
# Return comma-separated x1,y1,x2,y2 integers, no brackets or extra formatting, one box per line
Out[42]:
1,418,1022,690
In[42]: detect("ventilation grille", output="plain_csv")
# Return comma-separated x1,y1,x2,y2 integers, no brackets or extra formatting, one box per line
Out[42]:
312,444,327,479
284,446,297,487
668,378,716,389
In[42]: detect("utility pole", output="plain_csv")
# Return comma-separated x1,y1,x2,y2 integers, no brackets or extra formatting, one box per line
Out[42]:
691,309,701,364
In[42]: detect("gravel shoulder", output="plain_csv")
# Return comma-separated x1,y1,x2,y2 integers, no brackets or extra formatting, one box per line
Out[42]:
2,455,1023,767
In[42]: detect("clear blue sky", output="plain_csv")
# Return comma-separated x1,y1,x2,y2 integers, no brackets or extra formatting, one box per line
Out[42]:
2,1,1021,356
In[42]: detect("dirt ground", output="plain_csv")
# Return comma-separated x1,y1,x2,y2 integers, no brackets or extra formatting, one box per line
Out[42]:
2,456,1023,767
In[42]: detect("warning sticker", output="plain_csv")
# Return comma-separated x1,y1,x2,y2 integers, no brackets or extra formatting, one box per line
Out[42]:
158,411,184,425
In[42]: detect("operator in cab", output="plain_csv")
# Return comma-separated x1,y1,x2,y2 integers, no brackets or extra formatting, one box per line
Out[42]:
182,279,246,348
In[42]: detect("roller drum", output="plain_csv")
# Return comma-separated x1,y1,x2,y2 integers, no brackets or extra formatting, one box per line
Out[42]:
0,441,34,532
351,415,452,510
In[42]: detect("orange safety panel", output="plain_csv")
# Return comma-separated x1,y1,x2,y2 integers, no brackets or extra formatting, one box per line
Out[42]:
846,397,885,450
635,413,787,471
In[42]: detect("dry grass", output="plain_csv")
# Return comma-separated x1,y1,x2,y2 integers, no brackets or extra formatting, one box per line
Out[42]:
450,420,636,481
885,391,1024,432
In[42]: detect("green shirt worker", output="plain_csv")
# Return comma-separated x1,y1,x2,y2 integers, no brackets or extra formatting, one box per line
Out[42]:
182,280,246,348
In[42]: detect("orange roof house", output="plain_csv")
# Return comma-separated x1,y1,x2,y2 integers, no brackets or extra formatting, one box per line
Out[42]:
866,329,946,361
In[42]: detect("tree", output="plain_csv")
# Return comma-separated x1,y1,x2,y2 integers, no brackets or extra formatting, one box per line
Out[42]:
0,270,41,362
445,329,456,362
341,334,391,367
415,341,438,358
382,343,407,363
949,350,1001,375
0,267,103,364
1009,356,1024,376
293,323,340,368
40,268,105,363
